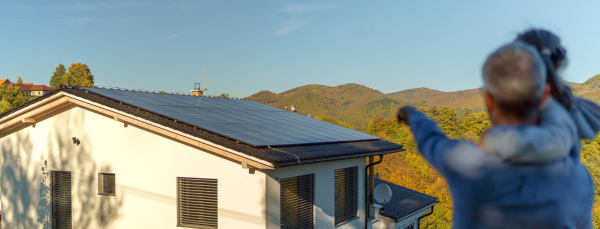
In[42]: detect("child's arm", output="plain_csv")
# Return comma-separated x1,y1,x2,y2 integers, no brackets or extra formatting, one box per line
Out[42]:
481,98,577,164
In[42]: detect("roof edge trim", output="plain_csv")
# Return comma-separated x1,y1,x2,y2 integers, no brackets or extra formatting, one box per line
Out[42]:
273,148,404,167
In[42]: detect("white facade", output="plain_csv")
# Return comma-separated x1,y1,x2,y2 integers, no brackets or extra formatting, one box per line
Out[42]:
0,102,378,228
1,107,267,228
266,157,367,229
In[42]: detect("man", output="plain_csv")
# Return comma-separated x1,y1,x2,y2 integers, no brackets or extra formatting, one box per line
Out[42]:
397,42,594,228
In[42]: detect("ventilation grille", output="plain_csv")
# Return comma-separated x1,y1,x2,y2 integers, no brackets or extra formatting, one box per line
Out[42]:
52,171,72,229
280,174,314,229
98,173,115,196
335,166,358,226
177,177,218,228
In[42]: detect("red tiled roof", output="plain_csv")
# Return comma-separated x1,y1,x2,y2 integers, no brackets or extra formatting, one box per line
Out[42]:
11,84,32,90
30,85,54,91
9,84,54,91
0,79,11,85
22,83,34,85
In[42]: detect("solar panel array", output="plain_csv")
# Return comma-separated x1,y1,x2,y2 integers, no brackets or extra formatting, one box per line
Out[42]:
86,88,380,147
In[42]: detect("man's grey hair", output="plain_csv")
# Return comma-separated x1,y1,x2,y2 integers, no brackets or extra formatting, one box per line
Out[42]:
482,42,547,118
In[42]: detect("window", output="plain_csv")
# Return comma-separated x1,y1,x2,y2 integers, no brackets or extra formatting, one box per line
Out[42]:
51,171,72,229
98,173,115,196
334,166,358,226
280,174,315,229
404,223,415,229
177,177,218,228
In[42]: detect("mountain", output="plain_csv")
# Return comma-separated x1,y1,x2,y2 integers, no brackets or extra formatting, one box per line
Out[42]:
572,74,600,103
390,88,484,110
246,75,600,128
246,83,417,128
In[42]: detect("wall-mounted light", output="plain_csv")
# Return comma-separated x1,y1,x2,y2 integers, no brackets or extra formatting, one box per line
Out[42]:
72,137,80,146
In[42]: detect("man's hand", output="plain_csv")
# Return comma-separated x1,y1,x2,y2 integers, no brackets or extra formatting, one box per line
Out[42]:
397,106,417,124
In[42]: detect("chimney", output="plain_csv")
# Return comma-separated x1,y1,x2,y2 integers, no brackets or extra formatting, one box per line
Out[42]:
191,83,206,96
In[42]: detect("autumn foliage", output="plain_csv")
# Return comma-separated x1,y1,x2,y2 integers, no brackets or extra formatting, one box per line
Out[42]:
50,63,94,88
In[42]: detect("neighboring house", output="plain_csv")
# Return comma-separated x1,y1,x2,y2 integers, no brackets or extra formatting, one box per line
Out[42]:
0,87,436,228
375,179,438,229
10,83,54,96
0,79,11,86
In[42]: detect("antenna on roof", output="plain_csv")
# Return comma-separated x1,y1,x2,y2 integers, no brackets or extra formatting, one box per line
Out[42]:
191,69,207,97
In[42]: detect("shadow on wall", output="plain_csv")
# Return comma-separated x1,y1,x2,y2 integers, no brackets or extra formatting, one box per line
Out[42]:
1,109,124,228
1,131,39,228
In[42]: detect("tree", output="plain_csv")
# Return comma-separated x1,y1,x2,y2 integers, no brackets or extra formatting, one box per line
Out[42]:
218,93,230,98
62,63,94,87
50,64,66,89
16,77,23,84
0,85,29,113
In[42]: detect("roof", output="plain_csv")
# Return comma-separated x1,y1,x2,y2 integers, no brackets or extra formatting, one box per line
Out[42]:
375,178,438,221
11,84,31,90
30,85,54,91
0,87,404,168
10,84,54,91
0,79,11,85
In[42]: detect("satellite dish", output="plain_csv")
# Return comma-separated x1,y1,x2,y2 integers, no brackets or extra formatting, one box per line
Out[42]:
374,183,392,204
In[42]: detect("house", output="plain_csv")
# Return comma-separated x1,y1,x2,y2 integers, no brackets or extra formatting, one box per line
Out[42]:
0,79,11,86
375,179,438,229
0,86,436,228
9,83,54,96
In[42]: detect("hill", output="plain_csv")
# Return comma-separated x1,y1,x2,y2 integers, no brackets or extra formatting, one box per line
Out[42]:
572,74,600,103
389,74,600,110
246,83,417,128
390,87,484,110
246,75,600,128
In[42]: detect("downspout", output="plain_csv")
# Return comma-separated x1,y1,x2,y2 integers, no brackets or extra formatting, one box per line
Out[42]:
416,205,435,229
364,154,383,229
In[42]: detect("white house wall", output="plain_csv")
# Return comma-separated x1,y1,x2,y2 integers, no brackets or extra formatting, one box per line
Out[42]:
265,157,367,229
1,106,267,228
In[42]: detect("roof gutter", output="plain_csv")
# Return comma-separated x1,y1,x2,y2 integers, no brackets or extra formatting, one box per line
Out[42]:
364,154,383,229
417,204,436,226
274,149,403,168
391,201,438,222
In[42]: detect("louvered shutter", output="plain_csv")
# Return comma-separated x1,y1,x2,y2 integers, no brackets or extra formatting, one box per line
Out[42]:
52,171,72,229
177,177,218,228
334,166,358,226
280,174,314,229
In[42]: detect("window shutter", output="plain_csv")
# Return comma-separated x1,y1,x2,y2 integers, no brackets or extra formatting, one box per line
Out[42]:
280,174,314,229
335,166,358,226
177,177,218,228
52,171,72,229
98,173,115,195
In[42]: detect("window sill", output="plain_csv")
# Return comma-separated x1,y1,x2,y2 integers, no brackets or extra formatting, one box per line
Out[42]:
98,193,115,196
335,216,359,227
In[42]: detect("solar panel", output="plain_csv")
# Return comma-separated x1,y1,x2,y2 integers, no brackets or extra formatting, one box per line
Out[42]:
85,87,380,147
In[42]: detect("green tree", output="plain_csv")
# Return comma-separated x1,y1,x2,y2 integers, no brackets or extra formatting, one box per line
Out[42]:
62,63,94,87
0,85,29,113
16,77,23,84
218,93,230,98
50,64,66,89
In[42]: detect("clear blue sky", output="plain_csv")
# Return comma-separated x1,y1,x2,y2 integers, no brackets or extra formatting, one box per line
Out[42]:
2,1,599,98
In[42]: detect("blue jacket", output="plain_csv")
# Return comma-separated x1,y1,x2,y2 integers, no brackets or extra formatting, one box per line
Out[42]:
406,102,594,228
